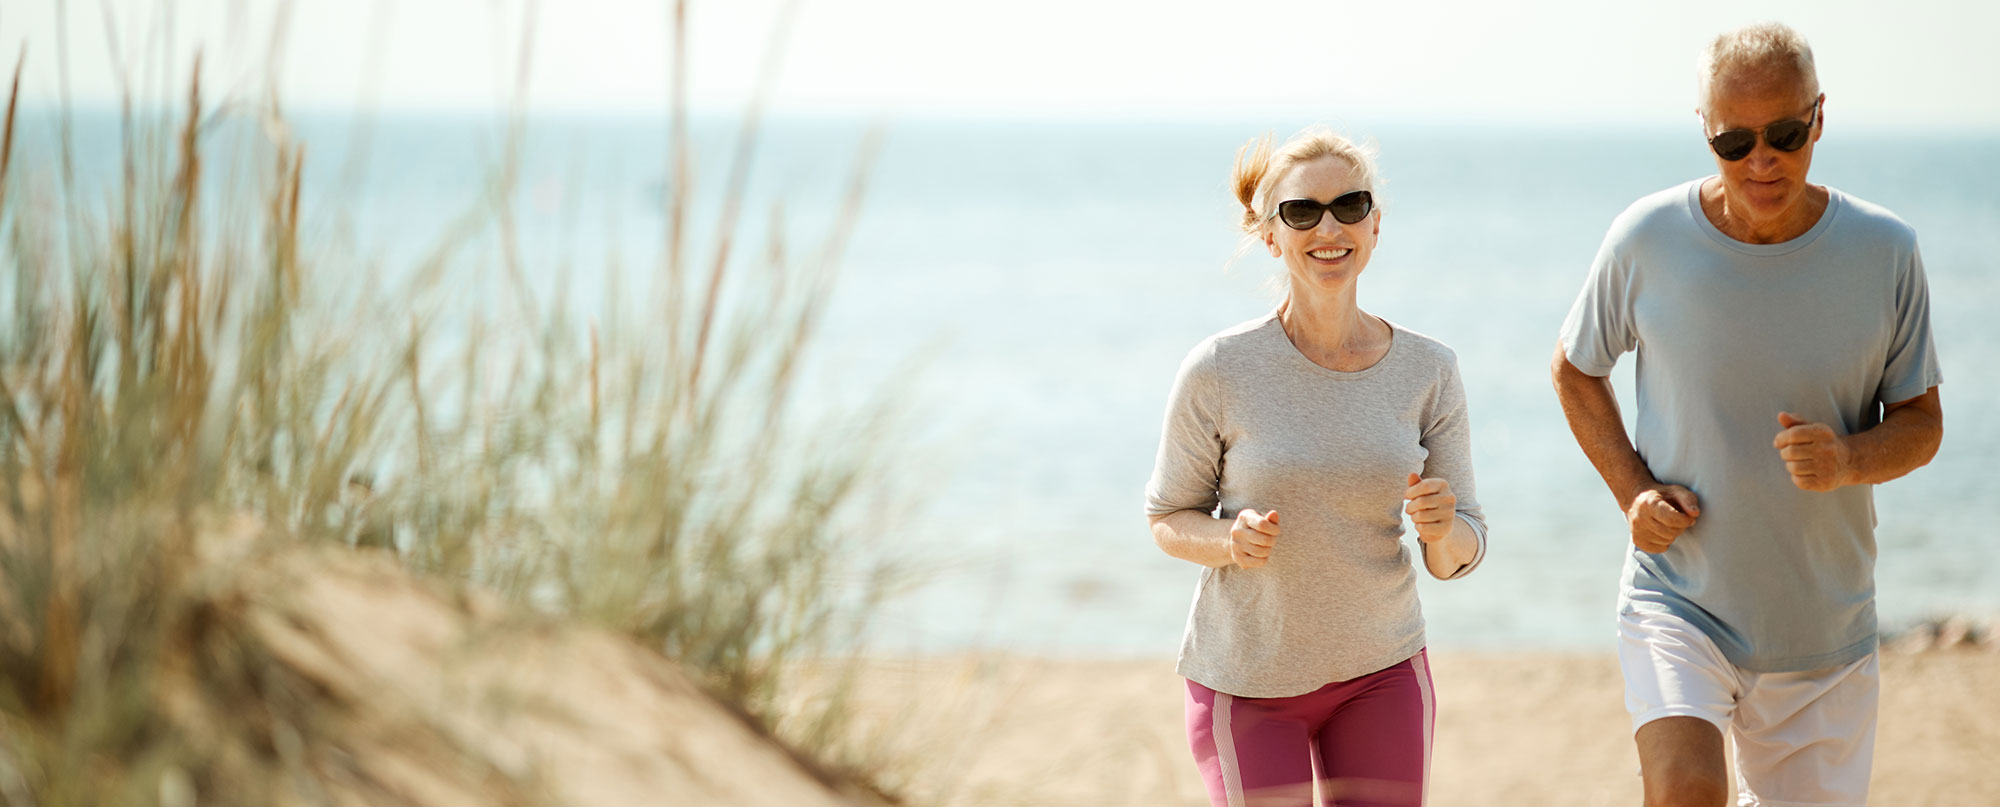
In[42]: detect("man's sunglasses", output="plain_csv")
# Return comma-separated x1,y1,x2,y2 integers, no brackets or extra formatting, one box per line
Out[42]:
1276,190,1374,230
1707,100,1820,162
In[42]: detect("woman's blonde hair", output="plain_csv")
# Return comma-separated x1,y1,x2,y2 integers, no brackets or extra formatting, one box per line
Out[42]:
1231,126,1381,237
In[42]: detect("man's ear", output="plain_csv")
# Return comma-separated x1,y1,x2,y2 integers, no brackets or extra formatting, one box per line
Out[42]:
1811,93,1827,144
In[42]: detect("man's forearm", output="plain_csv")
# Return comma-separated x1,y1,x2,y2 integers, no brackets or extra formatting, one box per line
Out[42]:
1551,343,1656,511
1841,387,1943,486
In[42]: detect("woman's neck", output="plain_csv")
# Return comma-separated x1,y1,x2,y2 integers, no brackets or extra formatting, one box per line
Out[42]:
1279,283,1388,371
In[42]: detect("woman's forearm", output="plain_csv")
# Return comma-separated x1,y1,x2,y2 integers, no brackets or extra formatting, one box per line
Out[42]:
1150,509,1236,568
1422,514,1481,579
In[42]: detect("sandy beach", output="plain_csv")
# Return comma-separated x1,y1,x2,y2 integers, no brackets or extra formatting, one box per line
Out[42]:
835,644,2000,807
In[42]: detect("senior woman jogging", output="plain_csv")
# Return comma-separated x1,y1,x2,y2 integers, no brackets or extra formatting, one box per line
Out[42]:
1144,127,1488,807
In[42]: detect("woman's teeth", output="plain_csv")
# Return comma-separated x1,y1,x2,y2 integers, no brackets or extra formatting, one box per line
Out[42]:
1308,248,1351,260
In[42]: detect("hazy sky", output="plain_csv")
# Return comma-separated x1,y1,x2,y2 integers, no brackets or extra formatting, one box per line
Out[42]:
5,0,1997,127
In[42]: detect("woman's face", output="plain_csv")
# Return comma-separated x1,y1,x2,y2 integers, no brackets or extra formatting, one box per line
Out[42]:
1263,156,1380,294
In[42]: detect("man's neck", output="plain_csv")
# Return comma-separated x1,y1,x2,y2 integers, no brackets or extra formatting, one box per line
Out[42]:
1700,178,1830,245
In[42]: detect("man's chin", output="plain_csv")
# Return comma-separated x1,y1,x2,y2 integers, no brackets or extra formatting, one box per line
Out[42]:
1733,182,1797,214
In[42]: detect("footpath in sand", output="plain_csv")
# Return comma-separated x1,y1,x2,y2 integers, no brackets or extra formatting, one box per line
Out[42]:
835,639,2000,807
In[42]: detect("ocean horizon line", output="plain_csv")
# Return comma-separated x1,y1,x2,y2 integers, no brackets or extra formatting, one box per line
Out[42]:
16,102,2000,140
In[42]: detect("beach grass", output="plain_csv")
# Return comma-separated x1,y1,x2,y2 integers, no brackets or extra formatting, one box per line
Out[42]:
0,3,904,803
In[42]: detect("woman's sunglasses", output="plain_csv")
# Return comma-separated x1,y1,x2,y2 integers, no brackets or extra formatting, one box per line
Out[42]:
1276,190,1374,230
1707,100,1820,162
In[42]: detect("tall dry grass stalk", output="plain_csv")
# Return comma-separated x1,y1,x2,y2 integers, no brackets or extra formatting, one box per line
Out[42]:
0,1,906,802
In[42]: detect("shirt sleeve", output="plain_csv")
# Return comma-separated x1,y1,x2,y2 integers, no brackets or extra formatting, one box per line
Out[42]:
1144,341,1225,519
1877,241,1944,404
1421,357,1487,581
1558,227,1638,377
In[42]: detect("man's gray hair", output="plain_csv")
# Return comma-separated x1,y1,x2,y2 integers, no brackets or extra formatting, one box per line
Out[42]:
1698,22,1820,116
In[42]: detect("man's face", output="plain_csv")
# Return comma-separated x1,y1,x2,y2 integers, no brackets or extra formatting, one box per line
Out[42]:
1703,75,1824,224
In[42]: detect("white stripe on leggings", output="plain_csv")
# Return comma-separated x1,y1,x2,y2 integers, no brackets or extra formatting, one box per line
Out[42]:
1410,652,1435,807
1213,691,1246,807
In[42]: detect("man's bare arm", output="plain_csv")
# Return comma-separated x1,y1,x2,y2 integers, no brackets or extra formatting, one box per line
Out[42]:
1550,341,1701,553
1775,387,1942,491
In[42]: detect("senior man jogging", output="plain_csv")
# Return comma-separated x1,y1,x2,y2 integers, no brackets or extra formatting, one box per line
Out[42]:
1551,22,1944,807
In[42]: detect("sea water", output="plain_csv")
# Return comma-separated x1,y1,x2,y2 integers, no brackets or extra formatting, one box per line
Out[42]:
21,110,1998,655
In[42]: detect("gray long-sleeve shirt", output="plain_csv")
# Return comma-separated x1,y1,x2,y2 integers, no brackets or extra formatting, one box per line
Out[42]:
1145,312,1488,698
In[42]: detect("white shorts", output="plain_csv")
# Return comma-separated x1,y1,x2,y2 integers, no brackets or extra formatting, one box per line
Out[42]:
1618,608,1878,807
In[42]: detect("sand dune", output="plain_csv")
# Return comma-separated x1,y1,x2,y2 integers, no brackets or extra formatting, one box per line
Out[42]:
182,539,880,807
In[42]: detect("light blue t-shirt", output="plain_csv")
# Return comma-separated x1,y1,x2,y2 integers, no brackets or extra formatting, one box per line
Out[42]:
1560,178,1942,673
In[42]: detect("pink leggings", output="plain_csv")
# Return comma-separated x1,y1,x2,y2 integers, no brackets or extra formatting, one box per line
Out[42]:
1185,650,1433,807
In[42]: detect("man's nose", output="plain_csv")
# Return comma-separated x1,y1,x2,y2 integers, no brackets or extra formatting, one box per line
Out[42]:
1745,138,1783,170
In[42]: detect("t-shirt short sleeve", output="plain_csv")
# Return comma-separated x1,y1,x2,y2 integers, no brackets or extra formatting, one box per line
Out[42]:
1145,341,1225,518
1559,227,1638,377
1878,243,1944,405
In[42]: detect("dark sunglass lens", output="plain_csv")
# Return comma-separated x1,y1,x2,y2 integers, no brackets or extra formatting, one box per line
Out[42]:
1278,200,1321,230
1330,191,1373,224
1765,120,1810,152
1711,130,1755,161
